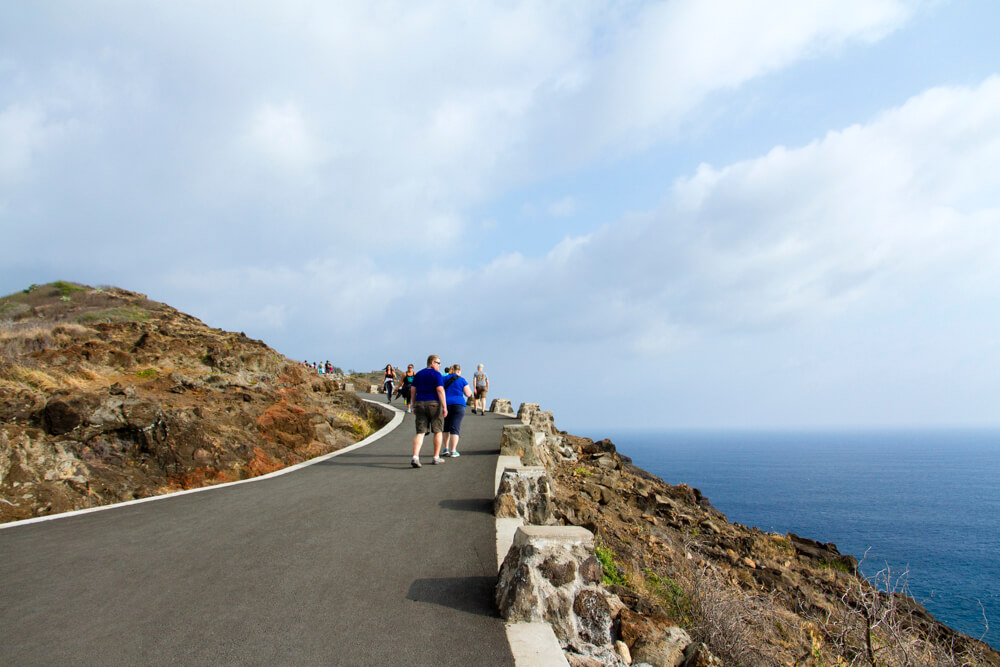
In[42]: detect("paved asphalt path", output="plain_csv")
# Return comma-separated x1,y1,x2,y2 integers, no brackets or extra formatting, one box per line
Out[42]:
0,399,515,666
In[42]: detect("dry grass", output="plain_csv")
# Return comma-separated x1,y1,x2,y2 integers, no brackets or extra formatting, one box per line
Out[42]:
683,561,785,667
0,320,104,392
819,562,991,667
0,321,93,356
0,364,61,391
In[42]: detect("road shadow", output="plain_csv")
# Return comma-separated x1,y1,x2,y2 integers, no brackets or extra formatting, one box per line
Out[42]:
315,452,412,470
407,576,500,617
439,497,494,514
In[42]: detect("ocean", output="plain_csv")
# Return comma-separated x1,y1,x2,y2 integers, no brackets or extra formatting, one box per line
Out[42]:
586,428,1000,649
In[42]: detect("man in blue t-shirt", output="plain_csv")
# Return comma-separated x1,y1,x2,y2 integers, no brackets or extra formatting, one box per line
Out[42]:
409,354,448,468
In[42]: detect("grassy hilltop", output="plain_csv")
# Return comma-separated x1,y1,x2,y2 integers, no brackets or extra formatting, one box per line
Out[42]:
0,282,386,523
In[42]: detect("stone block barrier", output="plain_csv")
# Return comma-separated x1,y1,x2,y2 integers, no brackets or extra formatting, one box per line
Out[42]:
497,526,627,666
516,402,540,425
490,398,515,416
495,466,555,526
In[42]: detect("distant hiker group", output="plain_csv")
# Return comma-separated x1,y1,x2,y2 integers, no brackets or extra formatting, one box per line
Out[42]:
303,360,338,374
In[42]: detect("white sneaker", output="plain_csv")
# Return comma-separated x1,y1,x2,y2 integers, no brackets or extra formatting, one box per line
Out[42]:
432,457,445,465
450,451,460,458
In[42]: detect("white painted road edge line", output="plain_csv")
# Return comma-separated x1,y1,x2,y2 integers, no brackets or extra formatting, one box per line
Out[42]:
0,398,405,531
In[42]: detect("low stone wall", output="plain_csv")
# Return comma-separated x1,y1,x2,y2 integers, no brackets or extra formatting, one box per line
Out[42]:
493,401,712,667
494,402,630,666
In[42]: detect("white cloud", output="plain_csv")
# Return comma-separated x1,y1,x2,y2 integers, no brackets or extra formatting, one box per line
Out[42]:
0,104,75,184
547,196,577,219
7,0,993,428
456,76,1000,353
0,0,925,265
243,304,287,329
566,0,918,153
243,101,325,171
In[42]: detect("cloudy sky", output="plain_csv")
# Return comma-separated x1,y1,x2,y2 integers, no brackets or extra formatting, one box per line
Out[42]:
3,1,999,432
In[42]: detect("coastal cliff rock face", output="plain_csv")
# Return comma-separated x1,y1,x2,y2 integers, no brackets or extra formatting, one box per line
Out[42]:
505,410,999,666
0,283,387,523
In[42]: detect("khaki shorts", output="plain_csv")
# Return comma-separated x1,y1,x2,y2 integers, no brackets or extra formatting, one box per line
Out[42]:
475,386,488,399
413,401,444,434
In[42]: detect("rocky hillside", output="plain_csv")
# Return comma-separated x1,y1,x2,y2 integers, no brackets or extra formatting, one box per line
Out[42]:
0,282,388,524
539,428,998,666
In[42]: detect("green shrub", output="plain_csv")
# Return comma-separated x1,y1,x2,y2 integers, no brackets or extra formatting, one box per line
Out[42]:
595,544,627,586
135,368,158,379
819,559,853,574
53,281,85,296
645,570,693,626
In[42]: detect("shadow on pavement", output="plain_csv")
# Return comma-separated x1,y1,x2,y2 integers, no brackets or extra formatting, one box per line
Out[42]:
314,451,413,470
407,576,501,617
439,497,494,514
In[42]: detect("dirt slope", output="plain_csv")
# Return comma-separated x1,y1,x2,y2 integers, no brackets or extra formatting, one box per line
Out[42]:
0,282,386,523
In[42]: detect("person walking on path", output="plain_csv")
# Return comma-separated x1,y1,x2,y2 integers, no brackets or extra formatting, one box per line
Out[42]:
441,364,474,457
410,355,448,467
382,363,396,403
473,364,489,415
400,364,415,413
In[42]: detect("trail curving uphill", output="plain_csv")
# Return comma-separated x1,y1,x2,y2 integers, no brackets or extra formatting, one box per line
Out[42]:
0,399,514,666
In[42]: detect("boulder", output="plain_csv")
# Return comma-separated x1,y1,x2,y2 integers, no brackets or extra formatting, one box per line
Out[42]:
619,609,692,666
41,395,99,435
615,640,632,665
581,438,616,455
681,642,723,667
788,533,858,573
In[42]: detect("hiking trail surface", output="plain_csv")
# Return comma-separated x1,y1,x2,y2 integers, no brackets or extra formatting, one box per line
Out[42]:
0,399,515,666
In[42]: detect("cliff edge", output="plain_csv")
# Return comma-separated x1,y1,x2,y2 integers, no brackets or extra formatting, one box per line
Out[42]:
496,404,998,666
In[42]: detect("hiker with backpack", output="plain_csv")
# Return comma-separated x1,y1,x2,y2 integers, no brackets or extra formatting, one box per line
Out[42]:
399,364,415,412
441,364,474,458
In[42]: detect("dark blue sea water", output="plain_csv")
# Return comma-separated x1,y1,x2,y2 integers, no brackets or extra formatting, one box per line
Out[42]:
591,428,999,648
